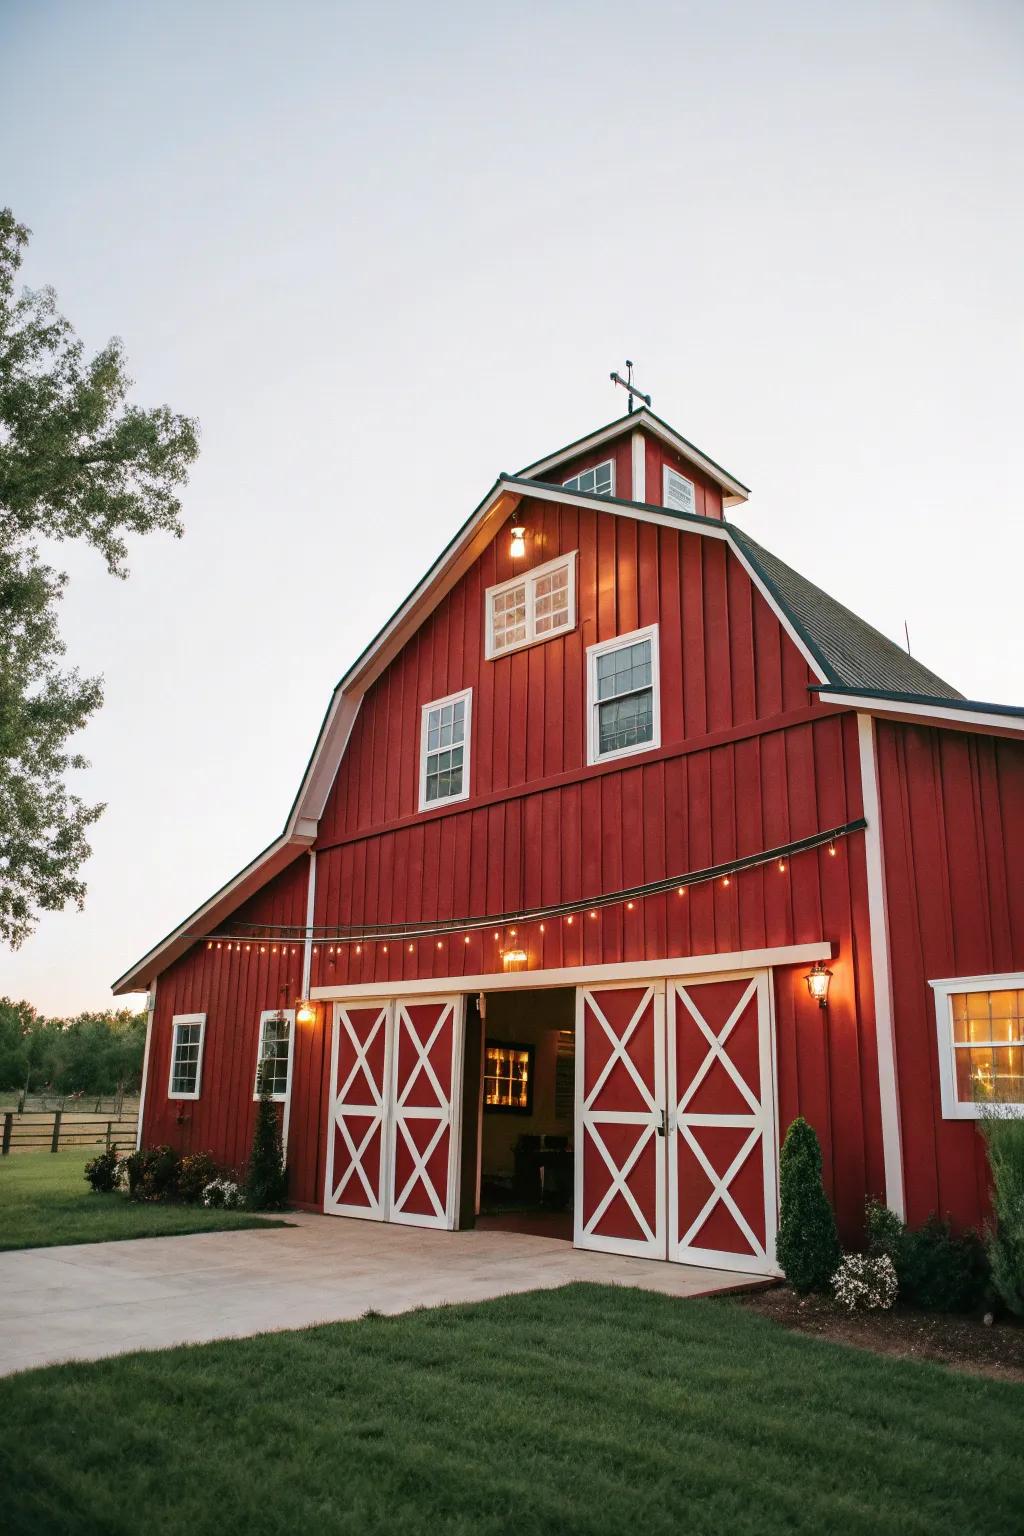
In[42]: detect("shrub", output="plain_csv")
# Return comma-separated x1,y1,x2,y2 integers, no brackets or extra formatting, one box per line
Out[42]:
980,1112,1024,1317
832,1253,898,1311
178,1152,221,1204
866,1200,989,1312
245,1062,287,1211
122,1144,181,1202
202,1177,244,1209
777,1117,840,1293
83,1145,121,1193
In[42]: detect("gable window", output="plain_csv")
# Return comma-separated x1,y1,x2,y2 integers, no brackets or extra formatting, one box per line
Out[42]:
485,552,577,660
168,1014,206,1100
586,624,661,765
664,467,697,515
419,688,472,810
253,1009,295,1102
931,975,1024,1119
563,460,614,497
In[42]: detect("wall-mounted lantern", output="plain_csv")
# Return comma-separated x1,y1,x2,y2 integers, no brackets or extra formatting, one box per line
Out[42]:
502,947,527,971
805,961,833,1010
295,998,318,1026
509,524,526,559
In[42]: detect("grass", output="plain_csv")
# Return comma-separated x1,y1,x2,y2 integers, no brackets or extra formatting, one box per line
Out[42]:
0,1148,289,1251
2,1284,1022,1536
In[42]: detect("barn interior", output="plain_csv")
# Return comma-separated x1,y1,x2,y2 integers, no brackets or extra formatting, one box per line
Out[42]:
463,987,576,1241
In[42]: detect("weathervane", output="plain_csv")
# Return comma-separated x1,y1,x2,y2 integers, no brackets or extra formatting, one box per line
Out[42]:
610,360,651,414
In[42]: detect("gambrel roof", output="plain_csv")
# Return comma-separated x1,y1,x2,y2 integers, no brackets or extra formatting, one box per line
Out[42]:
113,424,1023,993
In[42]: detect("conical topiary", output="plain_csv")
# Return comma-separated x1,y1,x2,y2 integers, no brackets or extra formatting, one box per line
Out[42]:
246,1059,288,1210
777,1116,840,1293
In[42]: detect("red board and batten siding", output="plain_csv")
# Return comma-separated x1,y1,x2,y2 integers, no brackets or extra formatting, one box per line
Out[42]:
875,720,1024,1228
143,855,333,1210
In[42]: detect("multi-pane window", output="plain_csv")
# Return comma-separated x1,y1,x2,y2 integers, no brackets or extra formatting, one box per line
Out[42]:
563,460,614,497
419,689,472,810
485,553,577,659
664,467,697,515
483,1040,534,1114
587,626,661,764
168,1015,206,1099
254,1010,294,1101
932,977,1024,1119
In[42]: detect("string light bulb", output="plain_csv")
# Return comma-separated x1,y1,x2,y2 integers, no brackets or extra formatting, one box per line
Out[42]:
778,860,786,873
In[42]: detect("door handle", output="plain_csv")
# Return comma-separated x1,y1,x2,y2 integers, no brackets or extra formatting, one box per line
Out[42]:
657,1108,666,1138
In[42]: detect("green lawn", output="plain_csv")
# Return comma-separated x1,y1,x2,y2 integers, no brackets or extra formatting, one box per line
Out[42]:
2,1285,1021,1536
0,1149,289,1251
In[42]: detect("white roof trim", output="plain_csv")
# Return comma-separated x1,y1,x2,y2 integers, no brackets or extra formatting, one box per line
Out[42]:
518,408,750,506
816,692,1024,738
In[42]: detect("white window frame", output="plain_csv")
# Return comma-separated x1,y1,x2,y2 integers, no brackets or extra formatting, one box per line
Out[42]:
563,460,615,497
663,466,697,515
167,1013,207,1101
930,973,1024,1120
253,1008,297,1103
586,623,661,766
418,687,472,812
485,551,578,661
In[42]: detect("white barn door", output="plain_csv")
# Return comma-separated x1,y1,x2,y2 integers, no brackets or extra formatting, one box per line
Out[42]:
325,1002,394,1220
386,996,465,1230
667,973,778,1275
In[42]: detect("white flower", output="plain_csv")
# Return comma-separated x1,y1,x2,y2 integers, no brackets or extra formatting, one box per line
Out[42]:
832,1253,898,1311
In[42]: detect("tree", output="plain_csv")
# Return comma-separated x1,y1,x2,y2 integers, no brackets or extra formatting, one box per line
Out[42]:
0,208,198,945
245,1059,287,1210
776,1116,841,1293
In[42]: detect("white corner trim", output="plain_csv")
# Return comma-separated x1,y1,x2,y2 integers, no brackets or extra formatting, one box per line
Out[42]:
136,981,157,1148
300,850,317,999
418,687,473,812
929,973,1024,1121
857,713,906,1217
311,941,833,1001
586,623,662,767
167,1013,207,1102
631,431,646,503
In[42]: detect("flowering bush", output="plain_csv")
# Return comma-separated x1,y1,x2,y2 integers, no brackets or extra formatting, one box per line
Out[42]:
201,1177,244,1209
832,1253,898,1311
178,1152,221,1204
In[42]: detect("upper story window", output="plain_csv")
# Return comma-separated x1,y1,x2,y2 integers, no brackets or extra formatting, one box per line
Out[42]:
664,467,697,515
931,975,1024,1119
419,688,472,810
253,1009,295,1102
563,460,614,497
586,624,661,765
485,552,577,660
168,1014,206,1100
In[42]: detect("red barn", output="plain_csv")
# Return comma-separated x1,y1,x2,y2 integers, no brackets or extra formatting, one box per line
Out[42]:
115,406,1024,1275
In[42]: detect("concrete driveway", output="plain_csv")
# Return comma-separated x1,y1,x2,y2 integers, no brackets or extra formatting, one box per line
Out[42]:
0,1213,763,1376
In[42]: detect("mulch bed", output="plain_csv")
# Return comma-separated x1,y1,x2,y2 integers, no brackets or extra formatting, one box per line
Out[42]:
737,1285,1024,1383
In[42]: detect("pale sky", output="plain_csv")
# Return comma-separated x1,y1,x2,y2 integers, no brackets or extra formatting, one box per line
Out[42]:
2,0,1022,1016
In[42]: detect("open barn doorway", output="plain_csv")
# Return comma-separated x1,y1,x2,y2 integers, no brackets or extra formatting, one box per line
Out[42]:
458,988,576,1241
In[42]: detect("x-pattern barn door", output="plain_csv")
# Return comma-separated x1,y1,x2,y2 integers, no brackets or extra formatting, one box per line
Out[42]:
325,1003,393,1219
387,998,464,1230
575,973,777,1275
668,974,777,1274
575,984,666,1258
324,995,464,1230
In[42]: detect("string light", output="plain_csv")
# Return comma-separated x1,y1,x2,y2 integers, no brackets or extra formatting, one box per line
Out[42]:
436,940,443,949
590,910,598,919
828,841,837,857
539,922,545,933
408,943,414,952
677,887,686,896
778,860,786,873
626,901,634,911
722,877,730,888
464,935,471,944
355,944,362,954
566,914,574,925
382,945,388,954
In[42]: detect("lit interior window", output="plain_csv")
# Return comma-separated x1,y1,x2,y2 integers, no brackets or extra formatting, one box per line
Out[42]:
483,1041,534,1114
951,989,1024,1106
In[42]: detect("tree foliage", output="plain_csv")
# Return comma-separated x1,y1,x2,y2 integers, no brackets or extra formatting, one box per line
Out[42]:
776,1116,841,1294
245,1060,287,1210
0,995,146,1096
0,208,198,944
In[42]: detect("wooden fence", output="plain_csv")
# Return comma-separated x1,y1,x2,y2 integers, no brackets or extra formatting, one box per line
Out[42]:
1,1110,139,1156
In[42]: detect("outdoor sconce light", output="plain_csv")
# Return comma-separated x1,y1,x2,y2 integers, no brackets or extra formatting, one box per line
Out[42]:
805,961,832,1010
502,947,527,971
509,524,526,558
295,998,317,1026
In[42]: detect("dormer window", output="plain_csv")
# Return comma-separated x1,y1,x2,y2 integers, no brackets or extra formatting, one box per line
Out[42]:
563,460,614,497
663,467,697,515
485,552,577,660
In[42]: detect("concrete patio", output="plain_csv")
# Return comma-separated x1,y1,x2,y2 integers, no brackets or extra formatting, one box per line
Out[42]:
0,1212,765,1376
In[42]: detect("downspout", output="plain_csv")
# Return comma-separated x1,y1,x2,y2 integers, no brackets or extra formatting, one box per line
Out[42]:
284,848,317,1164
136,980,158,1150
